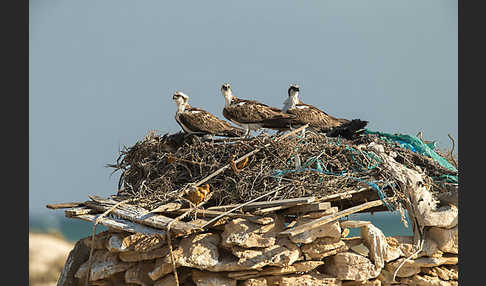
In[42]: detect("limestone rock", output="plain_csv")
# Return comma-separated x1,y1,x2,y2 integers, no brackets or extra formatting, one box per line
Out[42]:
154,270,192,286
385,258,421,278
323,252,380,281
301,236,346,260
350,243,370,257
242,277,267,286
82,231,112,250
148,256,176,281
123,233,165,252
385,256,458,278
154,274,177,286
413,256,458,267
125,261,155,285
426,226,458,254
228,261,324,280
245,273,341,286
342,279,381,286
221,218,277,248
422,204,458,229
191,270,236,286
399,274,458,286
376,269,394,285
343,237,364,249
178,233,220,268
204,255,249,272
384,237,402,262
106,234,129,253
420,265,458,281
119,244,172,262
393,236,442,258
148,233,220,280
233,238,301,269
361,224,387,269
75,250,134,281
276,272,342,286
289,219,341,244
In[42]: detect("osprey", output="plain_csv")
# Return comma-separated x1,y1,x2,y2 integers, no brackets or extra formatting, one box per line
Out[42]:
282,84,368,138
221,83,295,137
172,91,244,137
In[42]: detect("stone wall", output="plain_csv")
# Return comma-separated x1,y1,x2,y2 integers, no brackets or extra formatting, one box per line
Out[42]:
58,209,458,286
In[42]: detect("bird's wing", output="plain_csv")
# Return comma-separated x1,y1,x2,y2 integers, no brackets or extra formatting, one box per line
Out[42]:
224,99,293,124
288,103,347,130
179,107,236,134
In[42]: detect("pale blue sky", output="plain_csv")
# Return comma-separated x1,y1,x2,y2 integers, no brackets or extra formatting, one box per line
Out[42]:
29,0,457,214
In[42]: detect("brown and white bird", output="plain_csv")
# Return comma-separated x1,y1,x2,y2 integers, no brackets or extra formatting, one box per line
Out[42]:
221,83,295,137
172,91,244,137
282,84,368,138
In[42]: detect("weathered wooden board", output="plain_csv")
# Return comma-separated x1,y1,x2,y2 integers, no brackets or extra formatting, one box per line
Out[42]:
169,208,264,220
72,213,167,236
149,202,183,213
207,197,316,212
316,188,370,202
252,205,296,215
282,202,331,215
279,200,384,236
46,202,84,209
85,196,200,236
65,206,100,217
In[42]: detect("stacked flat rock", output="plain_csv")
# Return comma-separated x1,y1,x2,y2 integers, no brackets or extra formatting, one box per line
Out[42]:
57,203,458,286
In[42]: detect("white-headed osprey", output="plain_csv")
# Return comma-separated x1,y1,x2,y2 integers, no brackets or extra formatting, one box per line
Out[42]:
221,83,295,137
173,91,244,137
282,84,368,138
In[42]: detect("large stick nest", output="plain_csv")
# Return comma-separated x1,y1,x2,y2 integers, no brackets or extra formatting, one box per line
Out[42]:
108,130,458,211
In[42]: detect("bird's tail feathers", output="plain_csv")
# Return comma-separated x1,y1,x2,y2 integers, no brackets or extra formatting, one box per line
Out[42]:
326,119,368,139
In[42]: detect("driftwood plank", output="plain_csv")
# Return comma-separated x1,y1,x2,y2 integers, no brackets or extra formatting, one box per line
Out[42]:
282,202,331,215
149,202,183,213
317,188,370,202
85,196,200,236
207,197,316,212
170,208,261,219
65,206,100,217
72,213,167,236
252,205,296,215
46,202,84,209
279,200,384,236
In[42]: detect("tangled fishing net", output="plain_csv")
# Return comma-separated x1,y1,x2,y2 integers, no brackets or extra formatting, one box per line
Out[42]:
107,129,458,212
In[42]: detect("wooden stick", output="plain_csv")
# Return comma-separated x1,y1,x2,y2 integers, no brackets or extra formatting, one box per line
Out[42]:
207,197,316,212
168,208,264,220
200,188,281,229
279,200,384,236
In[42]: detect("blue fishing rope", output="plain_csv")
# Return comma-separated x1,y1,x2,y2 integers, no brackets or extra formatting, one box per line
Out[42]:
273,155,395,211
